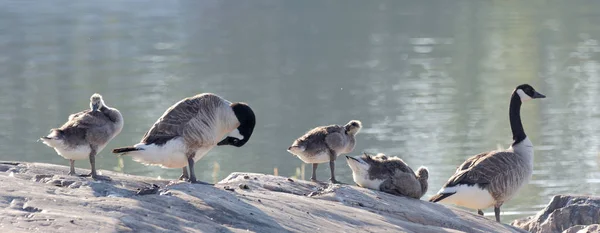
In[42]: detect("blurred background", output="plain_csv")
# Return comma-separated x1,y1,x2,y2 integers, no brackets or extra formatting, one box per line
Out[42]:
1,0,599,222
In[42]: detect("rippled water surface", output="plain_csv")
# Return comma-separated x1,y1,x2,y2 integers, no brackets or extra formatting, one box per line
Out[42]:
1,0,599,222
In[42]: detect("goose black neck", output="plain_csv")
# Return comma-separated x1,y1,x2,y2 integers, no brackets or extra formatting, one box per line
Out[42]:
509,92,526,145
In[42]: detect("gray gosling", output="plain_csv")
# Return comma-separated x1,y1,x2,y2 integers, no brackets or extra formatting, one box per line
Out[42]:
288,120,362,183
429,84,546,222
40,93,123,179
346,152,428,199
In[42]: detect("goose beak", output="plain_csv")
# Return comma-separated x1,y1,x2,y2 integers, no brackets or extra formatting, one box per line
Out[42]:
346,156,358,162
532,91,546,99
92,103,100,111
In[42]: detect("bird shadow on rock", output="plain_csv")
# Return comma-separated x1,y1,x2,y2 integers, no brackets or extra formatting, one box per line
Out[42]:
312,184,524,233
2,162,290,232
85,176,290,232
166,182,291,233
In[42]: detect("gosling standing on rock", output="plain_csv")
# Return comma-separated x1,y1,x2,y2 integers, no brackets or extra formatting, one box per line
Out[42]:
346,152,428,199
429,84,545,222
287,120,361,183
40,93,123,179
112,93,256,184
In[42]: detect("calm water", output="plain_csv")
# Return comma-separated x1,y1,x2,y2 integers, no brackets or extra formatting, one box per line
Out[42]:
1,0,599,223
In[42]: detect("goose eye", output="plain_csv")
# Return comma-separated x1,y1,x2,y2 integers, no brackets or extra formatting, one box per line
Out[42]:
232,138,240,143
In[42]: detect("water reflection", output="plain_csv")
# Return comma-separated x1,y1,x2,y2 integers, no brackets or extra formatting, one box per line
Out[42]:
0,0,599,222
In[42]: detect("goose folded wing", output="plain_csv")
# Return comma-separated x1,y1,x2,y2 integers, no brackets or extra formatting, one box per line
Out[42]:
444,151,518,188
324,131,346,152
141,98,202,145
380,171,422,198
68,110,90,121
69,111,110,129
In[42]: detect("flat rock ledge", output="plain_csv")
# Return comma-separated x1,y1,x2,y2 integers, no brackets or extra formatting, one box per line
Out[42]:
1,162,528,233
512,195,600,233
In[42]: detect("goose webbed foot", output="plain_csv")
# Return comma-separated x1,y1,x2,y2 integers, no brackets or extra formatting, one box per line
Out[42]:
190,180,213,185
329,178,340,184
67,171,77,176
477,209,484,216
80,173,111,181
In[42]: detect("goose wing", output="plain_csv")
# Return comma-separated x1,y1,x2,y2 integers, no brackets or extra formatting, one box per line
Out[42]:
324,130,347,152
67,111,110,129
294,125,344,152
443,151,521,189
57,111,112,146
455,151,489,173
380,171,423,198
141,94,222,146
68,109,90,121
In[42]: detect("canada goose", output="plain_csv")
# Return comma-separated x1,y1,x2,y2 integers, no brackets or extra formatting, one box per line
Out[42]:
429,84,546,222
112,93,256,184
346,152,429,199
40,93,124,179
287,120,362,183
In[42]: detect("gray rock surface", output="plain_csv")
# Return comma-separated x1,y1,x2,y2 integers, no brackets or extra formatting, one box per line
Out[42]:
511,195,600,233
0,161,526,233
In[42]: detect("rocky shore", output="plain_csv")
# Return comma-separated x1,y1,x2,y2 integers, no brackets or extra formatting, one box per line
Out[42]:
0,162,596,233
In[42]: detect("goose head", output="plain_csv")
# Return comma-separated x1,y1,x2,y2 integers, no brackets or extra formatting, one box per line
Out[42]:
515,84,546,102
218,102,256,147
344,120,362,135
90,93,105,112
346,153,371,176
346,152,380,174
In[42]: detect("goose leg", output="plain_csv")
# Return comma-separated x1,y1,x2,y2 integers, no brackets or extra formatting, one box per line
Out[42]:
81,147,109,180
494,206,501,222
477,209,484,216
68,159,76,176
310,163,318,182
179,167,189,181
186,153,211,185
187,154,197,183
329,161,338,184
328,149,338,184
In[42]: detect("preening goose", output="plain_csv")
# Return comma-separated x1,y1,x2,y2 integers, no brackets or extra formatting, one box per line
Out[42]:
346,152,428,199
40,93,124,179
287,120,361,183
429,84,545,222
112,93,256,184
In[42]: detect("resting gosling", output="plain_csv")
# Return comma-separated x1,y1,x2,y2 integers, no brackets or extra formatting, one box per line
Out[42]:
40,93,123,179
429,84,546,222
346,152,428,199
112,93,256,184
287,120,361,183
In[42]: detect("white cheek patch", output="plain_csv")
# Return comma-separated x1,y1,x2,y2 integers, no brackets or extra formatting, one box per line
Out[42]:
228,128,244,140
516,89,532,102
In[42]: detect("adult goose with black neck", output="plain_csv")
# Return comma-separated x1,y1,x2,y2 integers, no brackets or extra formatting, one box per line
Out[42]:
429,84,545,222
112,93,256,184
